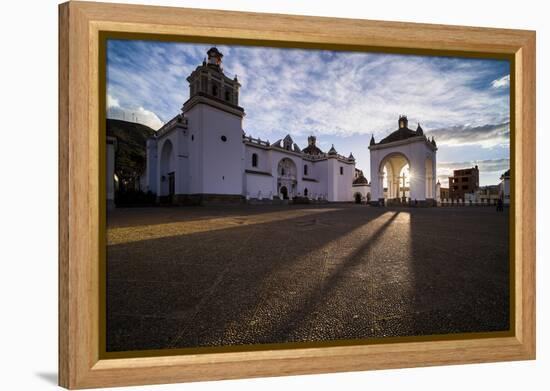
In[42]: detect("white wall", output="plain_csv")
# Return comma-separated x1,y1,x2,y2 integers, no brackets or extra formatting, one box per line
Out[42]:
245,173,274,199
245,145,271,173
305,159,329,199
334,160,355,201
324,157,355,202
3,1,547,391
244,146,276,198
193,104,245,195
163,103,245,196
145,137,158,194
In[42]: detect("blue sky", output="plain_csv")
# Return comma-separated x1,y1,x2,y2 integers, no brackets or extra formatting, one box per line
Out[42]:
106,40,510,187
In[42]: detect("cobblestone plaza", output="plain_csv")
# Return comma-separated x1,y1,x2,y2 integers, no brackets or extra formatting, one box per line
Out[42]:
106,204,510,352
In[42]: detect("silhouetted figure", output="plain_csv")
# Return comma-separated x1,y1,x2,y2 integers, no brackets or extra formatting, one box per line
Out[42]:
496,198,504,212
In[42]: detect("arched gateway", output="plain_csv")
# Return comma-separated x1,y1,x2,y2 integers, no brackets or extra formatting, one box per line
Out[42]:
277,158,297,199
369,115,437,206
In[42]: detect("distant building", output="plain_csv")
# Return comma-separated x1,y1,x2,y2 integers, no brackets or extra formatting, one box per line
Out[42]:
437,180,449,201
478,185,501,204
464,185,500,204
499,169,511,204
448,165,479,200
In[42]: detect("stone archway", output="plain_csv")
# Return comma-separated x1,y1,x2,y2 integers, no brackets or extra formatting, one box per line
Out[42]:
379,152,410,203
425,157,435,199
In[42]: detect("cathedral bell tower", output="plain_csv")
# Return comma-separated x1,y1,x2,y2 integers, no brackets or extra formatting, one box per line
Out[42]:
181,47,245,199
184,47,242,111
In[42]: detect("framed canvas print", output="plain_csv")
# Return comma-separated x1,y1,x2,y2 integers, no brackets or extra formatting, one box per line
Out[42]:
59,1,536,389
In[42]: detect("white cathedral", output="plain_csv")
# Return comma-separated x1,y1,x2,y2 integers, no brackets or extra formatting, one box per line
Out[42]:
143,47,370,204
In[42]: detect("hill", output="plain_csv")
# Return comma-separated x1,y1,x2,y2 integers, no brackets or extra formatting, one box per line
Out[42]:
106,119,155,179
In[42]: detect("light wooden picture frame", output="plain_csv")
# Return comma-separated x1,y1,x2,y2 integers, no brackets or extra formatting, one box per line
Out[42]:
59,1,536,389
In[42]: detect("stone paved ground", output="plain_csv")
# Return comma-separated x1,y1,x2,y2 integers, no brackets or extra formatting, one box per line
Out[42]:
106,204,510,352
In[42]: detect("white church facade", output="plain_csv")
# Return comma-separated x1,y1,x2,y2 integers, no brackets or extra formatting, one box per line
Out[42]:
143,47,361,205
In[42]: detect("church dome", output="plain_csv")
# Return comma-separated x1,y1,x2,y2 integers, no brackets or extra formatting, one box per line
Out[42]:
302,144,323,155
377,115,422,145
378,127,418,144
302,135,324,155
353,175,369,185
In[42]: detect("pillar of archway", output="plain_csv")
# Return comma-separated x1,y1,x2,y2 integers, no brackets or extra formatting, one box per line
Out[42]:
408,158,424,201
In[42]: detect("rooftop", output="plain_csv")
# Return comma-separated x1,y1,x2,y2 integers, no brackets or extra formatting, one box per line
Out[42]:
378,126,419,145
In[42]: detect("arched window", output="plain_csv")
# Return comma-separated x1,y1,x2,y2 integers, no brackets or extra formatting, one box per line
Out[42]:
304,164,308,176
304,188,308,197
340,166,344,175
225,90,231,101
212,84,218,96
252,153,258,167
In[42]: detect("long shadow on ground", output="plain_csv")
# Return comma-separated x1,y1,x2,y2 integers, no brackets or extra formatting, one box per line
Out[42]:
106,206,510,352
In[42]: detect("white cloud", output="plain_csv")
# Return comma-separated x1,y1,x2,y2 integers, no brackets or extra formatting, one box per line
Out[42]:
218,47,510,149
107,93,120,108
135,107,165,130
107,97,165,130
107,42,510,148
428,122,510,148
491,74,510,88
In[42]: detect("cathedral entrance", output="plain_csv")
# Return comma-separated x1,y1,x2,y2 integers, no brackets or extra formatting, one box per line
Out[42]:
277,158,297,199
